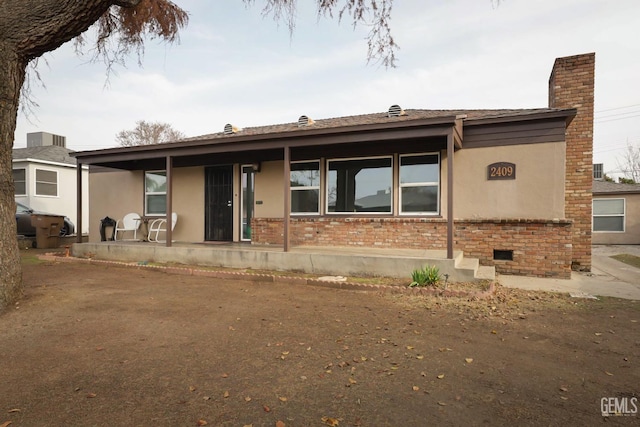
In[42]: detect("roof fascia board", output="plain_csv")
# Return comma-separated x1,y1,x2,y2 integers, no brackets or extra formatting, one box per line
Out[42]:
463,109,577,126
12,158,78,168
73,122,456,165
593,190,640,195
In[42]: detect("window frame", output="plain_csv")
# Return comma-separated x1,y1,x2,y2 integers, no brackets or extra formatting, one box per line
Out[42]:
325,155,393,215
398,152,441,215
13,168,27,196
34,168,58,197
592,198,625,233
290,160,321,215
144,170,167,216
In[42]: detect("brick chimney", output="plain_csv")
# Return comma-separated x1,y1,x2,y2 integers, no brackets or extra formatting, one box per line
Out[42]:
549,53,595,271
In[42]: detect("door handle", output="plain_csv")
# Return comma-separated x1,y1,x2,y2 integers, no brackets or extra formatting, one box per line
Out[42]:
227,201,232,207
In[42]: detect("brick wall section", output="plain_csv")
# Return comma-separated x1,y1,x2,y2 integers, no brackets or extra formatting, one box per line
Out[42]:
549,53,595,271
252,217,573,278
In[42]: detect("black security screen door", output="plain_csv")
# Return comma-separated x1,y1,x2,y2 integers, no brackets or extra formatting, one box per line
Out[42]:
205,165,233,241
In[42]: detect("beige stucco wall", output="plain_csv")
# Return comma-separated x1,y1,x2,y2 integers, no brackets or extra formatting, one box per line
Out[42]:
88,141,567,243
592,193,640,245
89,167,204,242
173,167,205,242
254,160,285,218
253,143,566,221
453,142,566,219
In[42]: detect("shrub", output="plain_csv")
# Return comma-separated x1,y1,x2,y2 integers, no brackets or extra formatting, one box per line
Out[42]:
409,265,440,287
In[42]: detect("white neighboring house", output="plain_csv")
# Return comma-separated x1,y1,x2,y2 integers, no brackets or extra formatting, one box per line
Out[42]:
12,132,89,235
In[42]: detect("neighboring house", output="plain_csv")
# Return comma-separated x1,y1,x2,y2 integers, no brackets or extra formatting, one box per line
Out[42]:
592,180,640,245
12,132,89,234
72,53,595,279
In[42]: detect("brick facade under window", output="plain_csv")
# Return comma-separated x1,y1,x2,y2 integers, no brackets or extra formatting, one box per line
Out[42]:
252,217,573,279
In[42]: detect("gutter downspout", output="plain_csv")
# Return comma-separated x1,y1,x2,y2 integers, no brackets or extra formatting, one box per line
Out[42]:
447,130,454,259
165,156,173,247
76,162,83,244
283,145,291,252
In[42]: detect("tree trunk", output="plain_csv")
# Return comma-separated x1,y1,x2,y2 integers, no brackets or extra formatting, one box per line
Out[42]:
0,0,141,311
0,43,27,311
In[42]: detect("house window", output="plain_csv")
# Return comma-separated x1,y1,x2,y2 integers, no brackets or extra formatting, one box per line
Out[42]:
13,169,26,196
327,156,392,213
35,168,57,197
399,153,440,214
593,198,625,232
145,170,167,215
291,161,320,214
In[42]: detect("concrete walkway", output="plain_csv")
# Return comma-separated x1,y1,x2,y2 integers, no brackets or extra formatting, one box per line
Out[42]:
499,245,640,300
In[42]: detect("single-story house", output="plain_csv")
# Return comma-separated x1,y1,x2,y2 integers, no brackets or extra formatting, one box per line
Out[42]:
592,180,640,244
13,132,89,234
71,53,595,279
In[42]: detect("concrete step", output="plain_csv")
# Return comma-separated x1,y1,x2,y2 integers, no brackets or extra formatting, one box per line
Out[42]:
476,265,496,281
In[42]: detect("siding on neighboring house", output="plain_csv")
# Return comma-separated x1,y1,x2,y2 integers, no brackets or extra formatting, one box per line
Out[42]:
12,145,89,234
592,180,640,245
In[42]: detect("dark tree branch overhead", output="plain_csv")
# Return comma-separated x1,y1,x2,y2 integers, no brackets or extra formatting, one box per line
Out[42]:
246,0,398,67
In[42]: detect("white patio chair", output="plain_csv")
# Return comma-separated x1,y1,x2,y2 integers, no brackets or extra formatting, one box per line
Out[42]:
148,212,178,243
114,213,141,241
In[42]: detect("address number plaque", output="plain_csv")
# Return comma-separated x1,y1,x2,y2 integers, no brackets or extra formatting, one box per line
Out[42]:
487,162,516,180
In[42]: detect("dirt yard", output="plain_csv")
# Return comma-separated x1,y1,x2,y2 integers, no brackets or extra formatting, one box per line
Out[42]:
1,251,638,426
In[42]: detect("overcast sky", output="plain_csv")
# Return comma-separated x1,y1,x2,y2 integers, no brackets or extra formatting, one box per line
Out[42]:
13,0,640,177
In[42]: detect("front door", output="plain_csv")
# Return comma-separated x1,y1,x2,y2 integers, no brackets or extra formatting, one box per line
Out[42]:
205,165,233,241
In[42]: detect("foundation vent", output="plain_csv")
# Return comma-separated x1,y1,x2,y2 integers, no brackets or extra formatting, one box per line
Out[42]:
298,115,315,127
388,104,406,117
223,123,241,135
493,249,514,261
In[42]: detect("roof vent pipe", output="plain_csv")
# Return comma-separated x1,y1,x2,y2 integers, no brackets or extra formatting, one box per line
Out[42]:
224,123,240,135
298,115,315,127
388,104,406,117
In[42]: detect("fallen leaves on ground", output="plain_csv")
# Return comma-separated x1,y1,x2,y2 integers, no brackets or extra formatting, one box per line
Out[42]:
321,416,340,426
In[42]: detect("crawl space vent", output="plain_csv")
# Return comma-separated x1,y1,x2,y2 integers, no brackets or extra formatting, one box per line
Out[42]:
298,115,315,127
493,249,514,261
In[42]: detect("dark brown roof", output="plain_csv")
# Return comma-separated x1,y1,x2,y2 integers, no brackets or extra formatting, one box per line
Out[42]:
593,180,640,194
180,108,564,143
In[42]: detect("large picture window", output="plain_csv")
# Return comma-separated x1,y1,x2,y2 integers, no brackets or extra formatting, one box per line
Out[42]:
13,169,26,196
399,153,440,214
291,161,320,214
593,198,625,232
327,157,392,213
35,168,57,197
145,170,167,215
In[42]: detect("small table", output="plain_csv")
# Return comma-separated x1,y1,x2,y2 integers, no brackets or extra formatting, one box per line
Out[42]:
139,216,161,241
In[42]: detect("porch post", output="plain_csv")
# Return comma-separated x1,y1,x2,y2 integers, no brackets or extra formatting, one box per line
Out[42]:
447,130,454,259
283,145,291,252
165,156,173,247
76,161,83,244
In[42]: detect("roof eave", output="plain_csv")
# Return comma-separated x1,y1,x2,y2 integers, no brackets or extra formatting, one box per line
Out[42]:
71,115,460,161
463,109,577,126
